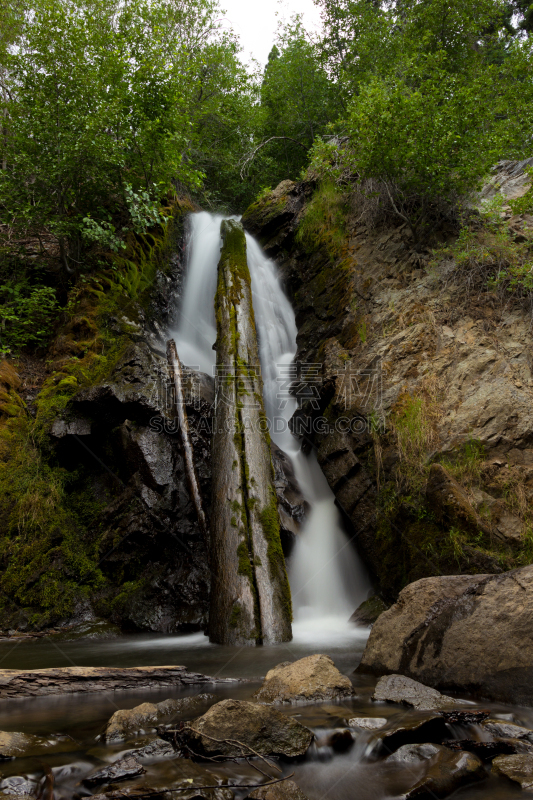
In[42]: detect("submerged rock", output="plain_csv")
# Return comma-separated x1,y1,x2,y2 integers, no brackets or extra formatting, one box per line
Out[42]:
184,699,313,758
482,719,533,742
393,746,486,798
358,566,533,705
103,694,217,742
252,655,354,704
0,731,46,760
492,754,533,789
83,755,146,786
128,738,176,759
246,779,309,799
372,675,458,711
378,715,450,754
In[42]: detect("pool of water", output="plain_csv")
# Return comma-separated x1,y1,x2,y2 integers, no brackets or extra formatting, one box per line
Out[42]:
0,628,531,800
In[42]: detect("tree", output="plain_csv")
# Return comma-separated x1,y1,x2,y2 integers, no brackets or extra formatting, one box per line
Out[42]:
0,0,252,270
308,0,533,236
244,16,341,188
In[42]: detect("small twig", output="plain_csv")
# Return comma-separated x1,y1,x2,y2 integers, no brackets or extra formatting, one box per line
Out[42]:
166,728,282,773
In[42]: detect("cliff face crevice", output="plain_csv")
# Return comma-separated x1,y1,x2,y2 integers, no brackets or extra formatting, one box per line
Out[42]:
242,164,533,601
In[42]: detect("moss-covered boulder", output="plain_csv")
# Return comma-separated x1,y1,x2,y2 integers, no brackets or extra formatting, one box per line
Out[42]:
184,699,313,759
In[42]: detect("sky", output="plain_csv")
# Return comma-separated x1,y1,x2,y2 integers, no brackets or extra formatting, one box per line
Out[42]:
218,0,322,67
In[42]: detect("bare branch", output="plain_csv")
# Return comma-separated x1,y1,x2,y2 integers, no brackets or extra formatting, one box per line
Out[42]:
240,137,307,180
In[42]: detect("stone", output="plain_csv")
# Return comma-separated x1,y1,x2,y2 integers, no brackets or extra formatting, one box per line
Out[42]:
252,655,354,704
357,565,533,705
0,732,44,760
349,596,388,627
378,715,450,754
372,675,458,710
323,729,354,752
128,738,175,759
0,777,39,798
83,755,146,786
493,754,533,789
482,719,533,741
246,779,309,799
446,739,519,761
387,743,442,765
184,699,313,758
397,747,486,798
103,694,218,742
348,717,387,730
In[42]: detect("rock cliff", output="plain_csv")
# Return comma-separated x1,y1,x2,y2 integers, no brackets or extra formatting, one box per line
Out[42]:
242,162,533,601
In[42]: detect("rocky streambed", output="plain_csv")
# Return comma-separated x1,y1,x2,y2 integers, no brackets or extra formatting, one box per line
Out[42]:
1,652,533,800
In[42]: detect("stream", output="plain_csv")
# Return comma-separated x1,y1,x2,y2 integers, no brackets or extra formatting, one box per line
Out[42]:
0,213,531,799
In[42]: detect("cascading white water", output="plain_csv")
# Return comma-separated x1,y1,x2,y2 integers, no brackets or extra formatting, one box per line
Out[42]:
172,212,371,644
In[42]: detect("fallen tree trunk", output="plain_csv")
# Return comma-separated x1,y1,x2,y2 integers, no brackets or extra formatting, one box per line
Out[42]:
166,338,206,534
0,666,236,699
209,219,292,645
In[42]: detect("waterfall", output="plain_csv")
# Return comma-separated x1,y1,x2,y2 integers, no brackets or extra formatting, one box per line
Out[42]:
172,212,371,643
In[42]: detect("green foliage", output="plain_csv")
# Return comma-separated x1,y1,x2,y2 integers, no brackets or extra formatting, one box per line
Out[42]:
306,0,533,235
0,283,60,354
509,168,533,215
0,0,255,263
0,418,106,626
296,182,346,260
250,15,341,189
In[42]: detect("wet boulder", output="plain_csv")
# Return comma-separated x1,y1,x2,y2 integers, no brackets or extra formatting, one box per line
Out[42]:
103,695,217,742
184,699,313,758
358,566,533,705
83,755,146,786
377,715,450,754
253,655,354,704
246,779,309,799
372,675,459,711
389,744,485,798
482,719,533,742
492,754,533,789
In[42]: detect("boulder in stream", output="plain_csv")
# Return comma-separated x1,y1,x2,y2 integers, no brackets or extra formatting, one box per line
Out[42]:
372,675,460,711
184,699,313,758
482,719,533,742
103,694,217,742
492,753,533,789
358,565,533,705
388,744,485,798
252,655,354,704
0,731,47,760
